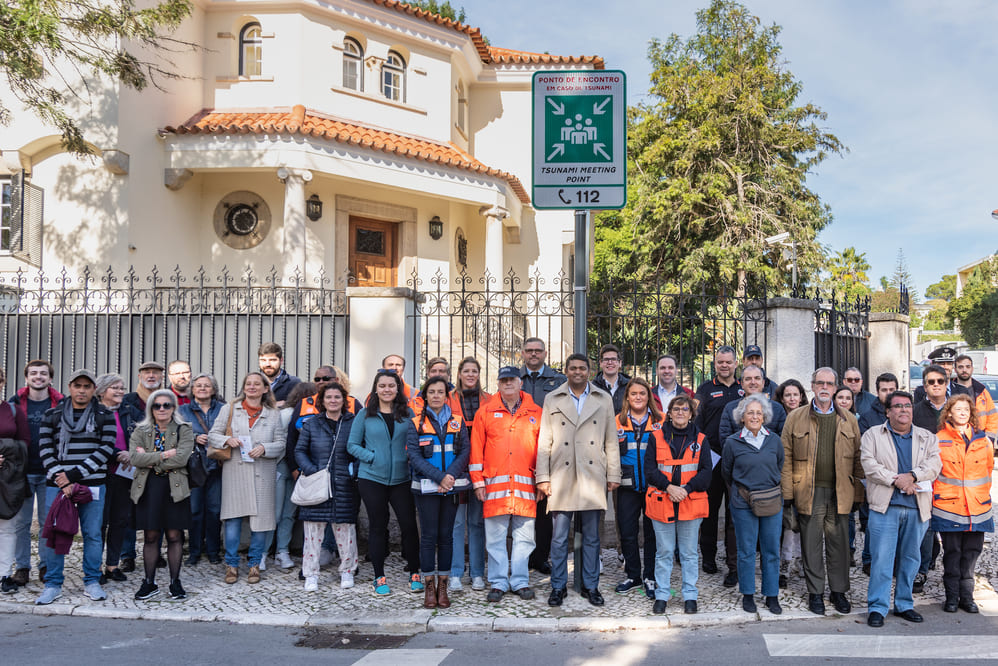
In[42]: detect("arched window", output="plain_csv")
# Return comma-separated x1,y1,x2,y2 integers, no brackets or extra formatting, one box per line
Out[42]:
381,50,406,102
343,37,363,90
456,80,467,133
239,22,262,76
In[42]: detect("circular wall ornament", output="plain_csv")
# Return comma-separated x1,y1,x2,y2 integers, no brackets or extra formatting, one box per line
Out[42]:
213,191,271,249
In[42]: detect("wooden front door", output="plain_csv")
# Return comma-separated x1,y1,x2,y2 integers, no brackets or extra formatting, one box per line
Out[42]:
349,217,398,287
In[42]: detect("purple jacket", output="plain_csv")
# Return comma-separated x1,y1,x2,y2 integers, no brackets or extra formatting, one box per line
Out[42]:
41,484,93,554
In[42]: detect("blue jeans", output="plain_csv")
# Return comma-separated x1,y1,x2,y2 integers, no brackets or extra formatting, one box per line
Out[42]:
730,504,782,597
451,492,485,579
224,517,269,568
43,485,105,588
484,513,534,592
651,517,702,601
918,527,938,575
551,510,601,591
867,504,928,616
414,493,459,575
15,473,48,570
263,461,296,555
188,471,222,558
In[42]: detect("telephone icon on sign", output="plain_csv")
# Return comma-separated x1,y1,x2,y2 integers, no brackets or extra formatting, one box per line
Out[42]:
558,189,571,205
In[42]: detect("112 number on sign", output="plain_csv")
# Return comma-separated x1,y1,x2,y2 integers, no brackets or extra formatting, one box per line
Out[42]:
557,189,601,205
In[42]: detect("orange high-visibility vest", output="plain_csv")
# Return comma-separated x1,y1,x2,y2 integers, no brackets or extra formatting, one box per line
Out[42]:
645,429,709,524
932,423,994,531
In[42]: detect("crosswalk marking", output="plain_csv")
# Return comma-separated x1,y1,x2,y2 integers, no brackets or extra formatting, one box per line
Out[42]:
764,635,998,659
353,649,452,666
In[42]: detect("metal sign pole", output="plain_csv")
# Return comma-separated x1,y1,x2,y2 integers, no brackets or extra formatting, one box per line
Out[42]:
572,207,587,593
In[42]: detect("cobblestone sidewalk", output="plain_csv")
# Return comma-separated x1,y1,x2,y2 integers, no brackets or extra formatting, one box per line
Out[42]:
2,529,997,631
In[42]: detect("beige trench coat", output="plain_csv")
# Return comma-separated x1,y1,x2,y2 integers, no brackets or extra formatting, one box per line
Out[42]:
536,383,621,512
208,402,286,531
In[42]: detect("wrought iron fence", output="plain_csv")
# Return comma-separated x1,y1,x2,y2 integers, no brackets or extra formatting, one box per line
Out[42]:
407,268,769,391
0,265,348,399
407,268,573,387
588,276,769,389
805,286,872,384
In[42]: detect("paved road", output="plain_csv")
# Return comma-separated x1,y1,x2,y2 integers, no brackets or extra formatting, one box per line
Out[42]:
4,609,997,665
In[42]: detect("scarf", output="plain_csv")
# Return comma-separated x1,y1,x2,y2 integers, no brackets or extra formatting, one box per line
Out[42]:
58,399,96,460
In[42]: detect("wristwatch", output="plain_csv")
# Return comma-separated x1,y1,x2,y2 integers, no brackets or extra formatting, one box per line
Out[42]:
910,471,917,483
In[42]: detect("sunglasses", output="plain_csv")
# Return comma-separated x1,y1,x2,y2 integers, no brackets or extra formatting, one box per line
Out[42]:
376,369,398,376
844,377,862,383
152,402,174,410
924,378,947,386
314,375,335,382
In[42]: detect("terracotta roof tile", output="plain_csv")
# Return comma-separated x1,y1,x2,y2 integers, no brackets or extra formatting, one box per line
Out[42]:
365,1,602,69
487,46,605,70
163,105,530,205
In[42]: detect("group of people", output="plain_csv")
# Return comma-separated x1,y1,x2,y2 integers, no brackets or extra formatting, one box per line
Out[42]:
0,339,992,626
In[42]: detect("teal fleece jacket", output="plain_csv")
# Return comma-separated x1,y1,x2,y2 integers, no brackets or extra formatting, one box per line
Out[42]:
346,407,413,485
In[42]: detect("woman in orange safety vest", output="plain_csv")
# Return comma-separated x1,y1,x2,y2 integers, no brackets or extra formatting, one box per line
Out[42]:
643,394,711,616
931,394,994,614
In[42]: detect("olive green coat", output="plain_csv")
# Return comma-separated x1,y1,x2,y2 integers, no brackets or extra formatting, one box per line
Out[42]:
129,421,195,504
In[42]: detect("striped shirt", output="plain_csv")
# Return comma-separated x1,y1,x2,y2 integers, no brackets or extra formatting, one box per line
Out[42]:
38,400,117,487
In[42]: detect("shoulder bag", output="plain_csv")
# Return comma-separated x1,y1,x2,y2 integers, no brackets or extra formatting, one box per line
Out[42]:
291,421,338,506
186,422,209,488
206,403,235,462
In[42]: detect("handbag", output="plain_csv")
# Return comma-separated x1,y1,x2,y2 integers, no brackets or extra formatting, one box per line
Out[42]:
206,403,235,462
737,484,783,517
186,445,209,488
291,421,338,507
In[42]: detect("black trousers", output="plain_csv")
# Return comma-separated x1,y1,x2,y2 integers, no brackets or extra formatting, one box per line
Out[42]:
616,488,655,581
529,497,552,566
102,473,135,567
357,479,420,578
700,470,737,570
940,531,985,602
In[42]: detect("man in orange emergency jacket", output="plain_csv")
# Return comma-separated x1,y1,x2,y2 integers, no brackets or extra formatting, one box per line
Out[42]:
469,366,542,603
954,355,998,441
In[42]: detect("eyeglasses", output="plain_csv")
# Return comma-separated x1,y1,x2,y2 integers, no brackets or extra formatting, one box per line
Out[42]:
924,378,947,386
670,406,691,413
523,348,544,354
844,377,862,383
313,375,335,382
812,380,835,387
889,403,913,410
152,402,174,410
601,357,620,363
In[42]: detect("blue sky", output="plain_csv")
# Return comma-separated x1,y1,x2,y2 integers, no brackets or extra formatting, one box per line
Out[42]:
469,0,998,297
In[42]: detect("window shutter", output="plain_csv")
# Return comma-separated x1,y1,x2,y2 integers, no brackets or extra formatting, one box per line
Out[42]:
8,171,42,266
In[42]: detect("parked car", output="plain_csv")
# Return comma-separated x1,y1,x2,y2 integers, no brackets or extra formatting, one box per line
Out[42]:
973,375,998,403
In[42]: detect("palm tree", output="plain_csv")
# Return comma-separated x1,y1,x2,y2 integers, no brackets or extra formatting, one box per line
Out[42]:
827,247,872,300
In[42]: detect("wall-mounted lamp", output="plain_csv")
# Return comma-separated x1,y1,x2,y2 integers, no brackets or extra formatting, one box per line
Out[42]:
306,194,323,221
428,215,444,240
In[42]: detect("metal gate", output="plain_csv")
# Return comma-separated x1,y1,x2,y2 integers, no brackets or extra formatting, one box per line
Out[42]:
0,265,348,399
811,288,872,382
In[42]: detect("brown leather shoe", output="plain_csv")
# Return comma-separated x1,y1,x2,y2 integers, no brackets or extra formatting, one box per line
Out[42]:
423,575,437,608
436,576,451,608
247,566,261,584
11,568,29,587
225,566,238,584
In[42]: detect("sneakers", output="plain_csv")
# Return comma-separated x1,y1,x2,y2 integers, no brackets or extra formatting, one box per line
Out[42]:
373,576,391,595
135,581,160,600
224,567,238,584
104,567,127,582
912,572,926,594
409,572,424,593
247,566,261,584
276,551,294,570
643,579,657,597
615,578,641,594
35,587,63,605
340,572,355,589
84,583,107,601
304,576,319,592
169,580,186,600
258,556,267,572
1,577,17,594
319,548,336,567
471,576,486,591
448,576,463,592
487,588,504,603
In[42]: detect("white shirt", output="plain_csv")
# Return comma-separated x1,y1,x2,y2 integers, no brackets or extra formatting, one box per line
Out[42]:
656,383,679,407
740,426,771,450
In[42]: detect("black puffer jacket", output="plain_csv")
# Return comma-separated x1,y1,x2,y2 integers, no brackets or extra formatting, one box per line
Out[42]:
295,411,356,524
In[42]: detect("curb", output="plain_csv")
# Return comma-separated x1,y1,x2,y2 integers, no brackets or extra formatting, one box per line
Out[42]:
0,599,876,633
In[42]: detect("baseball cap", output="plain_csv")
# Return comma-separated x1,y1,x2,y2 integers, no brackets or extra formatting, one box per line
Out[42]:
497,366,520,380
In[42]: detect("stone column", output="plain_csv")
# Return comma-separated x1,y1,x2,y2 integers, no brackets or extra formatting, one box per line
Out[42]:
277,167,312,281
480,205,508,287
746,297,817,386
347,287,424,394
869,312,912,389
